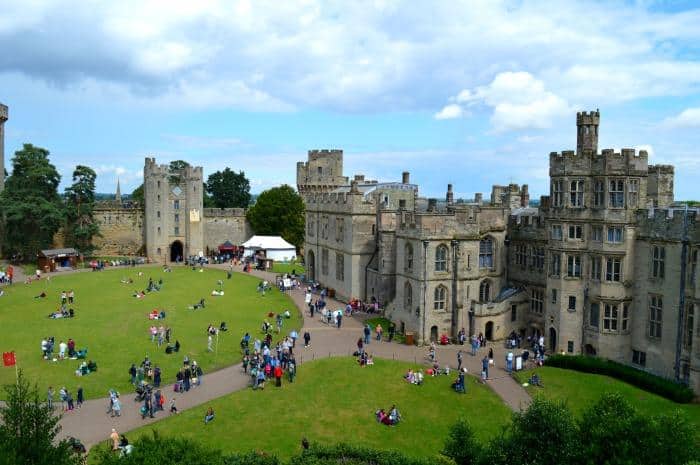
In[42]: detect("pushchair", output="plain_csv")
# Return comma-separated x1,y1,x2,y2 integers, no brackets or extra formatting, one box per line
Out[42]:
134,382,152,402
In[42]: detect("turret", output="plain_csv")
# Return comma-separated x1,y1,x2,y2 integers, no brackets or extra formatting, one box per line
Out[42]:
446,184,454,205
115,178,121,202
576,109,600,154
0,102,7,193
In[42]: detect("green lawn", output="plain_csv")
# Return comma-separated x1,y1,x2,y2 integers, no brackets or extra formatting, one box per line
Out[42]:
103,357,512,460
0,266,300,399
514,367,700,432
271,260,305,275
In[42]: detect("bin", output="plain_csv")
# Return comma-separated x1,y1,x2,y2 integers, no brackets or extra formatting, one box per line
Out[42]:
405,331,415,345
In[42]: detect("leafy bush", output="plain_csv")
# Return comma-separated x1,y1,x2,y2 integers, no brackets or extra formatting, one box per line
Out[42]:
545,354,694,403
441,418,481,465
288,443,438,465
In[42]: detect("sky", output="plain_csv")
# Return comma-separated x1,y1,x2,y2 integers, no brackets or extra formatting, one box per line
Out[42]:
1,0,700,200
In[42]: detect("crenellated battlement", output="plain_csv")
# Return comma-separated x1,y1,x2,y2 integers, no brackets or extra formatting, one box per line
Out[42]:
308,149,343,160
636,207,699,241
550,147,649,176
203,207,247,217
576,110,600,122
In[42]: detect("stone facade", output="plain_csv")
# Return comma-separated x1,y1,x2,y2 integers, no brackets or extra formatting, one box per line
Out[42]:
203,207,253,252
298,111,700,392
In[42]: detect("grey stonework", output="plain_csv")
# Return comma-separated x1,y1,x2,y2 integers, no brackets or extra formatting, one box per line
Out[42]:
0,102,7,194
298,110,699,393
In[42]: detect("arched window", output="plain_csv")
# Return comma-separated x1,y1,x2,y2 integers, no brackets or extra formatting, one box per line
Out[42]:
435,245,448,272
434,285,447,310
404,281,413,309
479,238,494,269
405,243,414,271
479,280,491,302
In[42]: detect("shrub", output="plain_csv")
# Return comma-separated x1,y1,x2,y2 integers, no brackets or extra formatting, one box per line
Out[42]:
545,355,694,403
288,443,436,465
442,418,481,465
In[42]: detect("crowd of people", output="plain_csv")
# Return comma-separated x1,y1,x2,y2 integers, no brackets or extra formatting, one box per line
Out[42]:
242,329,298,390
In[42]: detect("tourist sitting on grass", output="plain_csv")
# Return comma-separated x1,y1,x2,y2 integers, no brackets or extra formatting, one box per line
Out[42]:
414,370,424,385
528,372,543,387
121,278,133,284
189,298,206,310
388,405,401,424
133,290,146,299
211,289,224,296
452,369,466,393
35,291,47,299
376,408,391,425
48,309,71,319
204,406,215,424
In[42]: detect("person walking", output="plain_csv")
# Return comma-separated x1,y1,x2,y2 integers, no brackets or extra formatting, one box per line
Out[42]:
457,350,463,371
169,397,178,414
375,323,383,341
336,312,343,329
481,355,489,380
506,351,513,374
47,386,54,410
303,331,311,348
363,324,371,344
388,323,395,342
76,386,84,408
207,334,213,352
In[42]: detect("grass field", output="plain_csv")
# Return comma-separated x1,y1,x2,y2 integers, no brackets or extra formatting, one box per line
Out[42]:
514,367,700,432
96,357,512,461
271,261,305,275
0,266,300,399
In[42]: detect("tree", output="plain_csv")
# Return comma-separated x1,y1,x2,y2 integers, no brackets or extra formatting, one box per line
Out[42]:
206,168,251,208
0,371,82,465
131,183,144,204
442,418,481,465
64,165,101,255
168,160,190,185
0,144,63,259
246,185,305,249
480,397,581,465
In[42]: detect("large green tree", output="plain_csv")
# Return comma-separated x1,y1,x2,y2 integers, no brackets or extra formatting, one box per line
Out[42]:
168,160,190,185
246,185,304,249
0,371,82,465
206,168,251,208
0,144,63,259
64,165,101,255
131,183,144,204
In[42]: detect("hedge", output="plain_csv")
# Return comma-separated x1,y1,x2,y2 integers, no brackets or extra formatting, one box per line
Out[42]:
544,354,695,403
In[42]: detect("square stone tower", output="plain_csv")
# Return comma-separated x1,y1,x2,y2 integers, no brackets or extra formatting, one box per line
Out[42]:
143,158,204,263
0,102,7,193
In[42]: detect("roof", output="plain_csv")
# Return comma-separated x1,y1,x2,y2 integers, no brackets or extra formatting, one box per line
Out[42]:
242,235,295,250
39,248,78,257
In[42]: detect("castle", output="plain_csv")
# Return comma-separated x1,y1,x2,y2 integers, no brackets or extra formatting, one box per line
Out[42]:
297,111,699,392
89,158,252,261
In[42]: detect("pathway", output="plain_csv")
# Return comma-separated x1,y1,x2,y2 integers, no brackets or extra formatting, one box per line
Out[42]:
24,264,531,449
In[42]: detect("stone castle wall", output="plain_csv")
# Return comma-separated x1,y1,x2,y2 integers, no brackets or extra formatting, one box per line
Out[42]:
202,208,252,252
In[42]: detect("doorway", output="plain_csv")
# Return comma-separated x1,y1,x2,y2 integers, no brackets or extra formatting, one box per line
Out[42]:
549,327,557,353
170,240,184,262
307,250,315,281
485,321,494,341
430,325,438,342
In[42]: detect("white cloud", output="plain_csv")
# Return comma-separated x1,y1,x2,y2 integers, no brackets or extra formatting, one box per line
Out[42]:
434,103,464,120
1,1,700,112
661,108,700,128
438,71,572,132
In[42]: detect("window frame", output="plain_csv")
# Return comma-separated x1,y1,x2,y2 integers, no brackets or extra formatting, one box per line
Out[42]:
434,285,447,311
435,245,448,272
609,179,625,208
648,295,663,339
651,245,665,280
569,179,584,208
605,256,622,282
567,254,582,278
479,238,494,269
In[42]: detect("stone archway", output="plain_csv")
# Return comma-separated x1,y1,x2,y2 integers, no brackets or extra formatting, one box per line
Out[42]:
430,325,439,342
307,250,316,281
485,321,494,341
170,240,184,263
549,327,557,353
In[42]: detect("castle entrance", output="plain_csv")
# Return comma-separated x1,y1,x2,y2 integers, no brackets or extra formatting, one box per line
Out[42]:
549,327,557,353
170,240,184,262
307,250,315,281
485,321,494,341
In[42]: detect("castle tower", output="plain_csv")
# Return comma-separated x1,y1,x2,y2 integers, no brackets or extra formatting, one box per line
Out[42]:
143,158,204,263
115,178,121,202
296,149,348,196
0,102,7,193
576,109,600,154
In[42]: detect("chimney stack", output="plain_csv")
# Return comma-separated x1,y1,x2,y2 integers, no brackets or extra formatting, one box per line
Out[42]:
446,184,454,205
402,171,410,184
428,198,437,212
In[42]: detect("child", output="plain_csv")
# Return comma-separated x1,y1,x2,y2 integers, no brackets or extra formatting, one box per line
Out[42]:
169,397,178,414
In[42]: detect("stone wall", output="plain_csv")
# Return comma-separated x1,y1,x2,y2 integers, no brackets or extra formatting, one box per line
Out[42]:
93,206,144,255
202,208,252,252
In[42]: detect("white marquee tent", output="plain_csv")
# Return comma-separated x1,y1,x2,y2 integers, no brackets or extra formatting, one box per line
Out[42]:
242,235,297,262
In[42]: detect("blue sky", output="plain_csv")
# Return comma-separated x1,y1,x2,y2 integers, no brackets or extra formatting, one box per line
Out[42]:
1,0,700,200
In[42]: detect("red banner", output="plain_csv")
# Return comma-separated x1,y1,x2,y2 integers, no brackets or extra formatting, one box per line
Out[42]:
3,351,16,367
